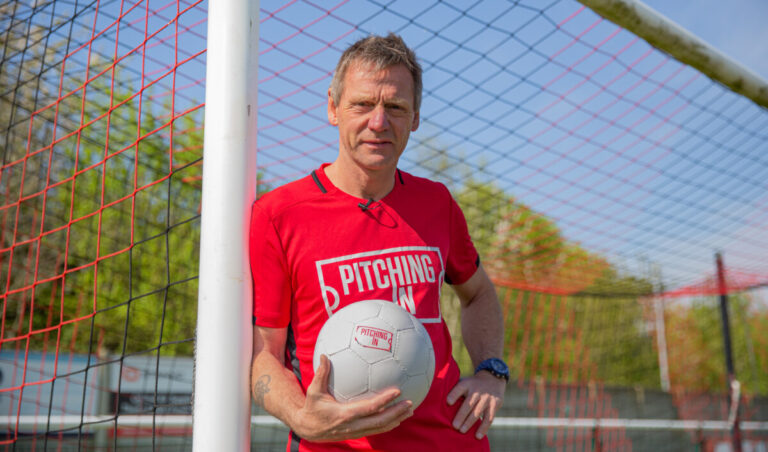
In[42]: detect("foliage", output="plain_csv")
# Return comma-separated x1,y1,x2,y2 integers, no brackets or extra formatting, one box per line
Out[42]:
665,294,768,394
420,145,768,392
1,27,202,357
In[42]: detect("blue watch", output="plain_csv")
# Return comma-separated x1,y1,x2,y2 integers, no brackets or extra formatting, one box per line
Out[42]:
475,358,509,382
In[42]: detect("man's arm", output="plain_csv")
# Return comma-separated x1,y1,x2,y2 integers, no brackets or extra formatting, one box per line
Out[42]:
251,325,414,442
446,264,506,440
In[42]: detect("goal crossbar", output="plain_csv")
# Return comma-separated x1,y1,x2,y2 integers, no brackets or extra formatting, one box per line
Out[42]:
579,0,768,108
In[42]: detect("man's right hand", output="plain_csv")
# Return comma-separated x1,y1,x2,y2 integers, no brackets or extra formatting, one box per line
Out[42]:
292,355,414,442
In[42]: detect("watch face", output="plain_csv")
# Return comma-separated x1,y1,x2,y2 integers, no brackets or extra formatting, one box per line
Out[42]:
491,359,508,374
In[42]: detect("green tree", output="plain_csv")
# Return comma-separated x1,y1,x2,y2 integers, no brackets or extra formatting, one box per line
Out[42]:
665,294,768,394
2,27,202,356
416,146,662,387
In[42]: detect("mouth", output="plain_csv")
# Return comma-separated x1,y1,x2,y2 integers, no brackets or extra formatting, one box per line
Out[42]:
363,139,392,147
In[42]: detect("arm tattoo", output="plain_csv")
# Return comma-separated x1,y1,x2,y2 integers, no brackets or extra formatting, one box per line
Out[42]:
253,374,271,406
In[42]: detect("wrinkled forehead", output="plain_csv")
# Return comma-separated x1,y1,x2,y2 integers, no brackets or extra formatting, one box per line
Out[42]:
342,61,415,99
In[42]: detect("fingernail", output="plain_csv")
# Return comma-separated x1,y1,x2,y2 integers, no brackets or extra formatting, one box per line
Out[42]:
453,421,460,429
460,426,468,433
476,433,484,440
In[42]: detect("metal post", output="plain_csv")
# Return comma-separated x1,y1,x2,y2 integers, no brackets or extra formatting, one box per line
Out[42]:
578,0,768,108
192,0,258,450
94,351,112,449
653,296,670,391
715,252,742,452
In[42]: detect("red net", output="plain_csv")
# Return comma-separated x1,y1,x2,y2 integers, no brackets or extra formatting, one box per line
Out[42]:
1,0,205,448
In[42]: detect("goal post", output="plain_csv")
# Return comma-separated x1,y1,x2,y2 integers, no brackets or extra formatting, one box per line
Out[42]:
192,0,258,450
579,0,768,108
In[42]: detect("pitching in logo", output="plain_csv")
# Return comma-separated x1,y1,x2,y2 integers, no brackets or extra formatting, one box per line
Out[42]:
354,325,393,351
315,246,445,322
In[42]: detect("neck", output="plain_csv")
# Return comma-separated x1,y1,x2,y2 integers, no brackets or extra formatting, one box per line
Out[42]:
324,159,396,201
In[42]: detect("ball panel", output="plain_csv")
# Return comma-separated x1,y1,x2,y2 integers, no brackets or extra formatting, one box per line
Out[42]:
333,300,383,324
426,347,435,382
398,372,430,409
317,318,354,356
377,301,417,331
368,358,407,394
394,329,432,376
327,349,370,401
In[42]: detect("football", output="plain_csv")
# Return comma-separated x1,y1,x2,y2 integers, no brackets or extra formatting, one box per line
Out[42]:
312,299,436,409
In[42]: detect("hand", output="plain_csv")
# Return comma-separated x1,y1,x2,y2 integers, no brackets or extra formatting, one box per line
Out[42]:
446,371,505,440
293,355,414,442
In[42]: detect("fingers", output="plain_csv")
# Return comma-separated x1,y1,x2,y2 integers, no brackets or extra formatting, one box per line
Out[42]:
446,378,468,406
349,400,414,437
346,388,402,417
449,376,505,439
474,396,498,440
452,391,480,433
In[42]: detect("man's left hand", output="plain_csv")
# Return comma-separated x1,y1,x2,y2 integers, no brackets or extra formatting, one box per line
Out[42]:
446,371,506,439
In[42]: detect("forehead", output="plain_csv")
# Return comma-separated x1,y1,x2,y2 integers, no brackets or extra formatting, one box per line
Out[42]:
341,62,415,100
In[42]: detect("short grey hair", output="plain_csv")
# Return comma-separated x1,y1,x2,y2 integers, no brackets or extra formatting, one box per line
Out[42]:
330,33,423,113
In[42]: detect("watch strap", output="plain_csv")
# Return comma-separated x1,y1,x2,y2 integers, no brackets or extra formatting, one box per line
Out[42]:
475,358,510,382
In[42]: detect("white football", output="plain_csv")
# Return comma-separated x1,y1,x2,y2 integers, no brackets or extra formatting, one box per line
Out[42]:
312,300,435,409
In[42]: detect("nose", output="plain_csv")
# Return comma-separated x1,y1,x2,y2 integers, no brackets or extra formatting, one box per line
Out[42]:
367,105,389,132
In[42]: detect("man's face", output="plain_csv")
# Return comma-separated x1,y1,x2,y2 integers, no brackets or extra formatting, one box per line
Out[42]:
328,61,420,172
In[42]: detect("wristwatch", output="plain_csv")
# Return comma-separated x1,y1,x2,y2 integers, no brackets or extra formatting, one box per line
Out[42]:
475,358,510,382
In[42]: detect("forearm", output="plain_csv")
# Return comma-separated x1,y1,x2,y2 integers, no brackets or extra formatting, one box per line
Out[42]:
251,328,306,430
252,353,303,418
461,290,504,367
455,266,504,367
450,266,507,439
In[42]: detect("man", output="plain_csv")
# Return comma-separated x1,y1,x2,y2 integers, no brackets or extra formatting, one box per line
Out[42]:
250,33,507,451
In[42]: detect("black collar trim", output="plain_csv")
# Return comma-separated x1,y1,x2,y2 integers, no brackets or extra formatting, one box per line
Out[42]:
311,170,327,193
312,168,402,193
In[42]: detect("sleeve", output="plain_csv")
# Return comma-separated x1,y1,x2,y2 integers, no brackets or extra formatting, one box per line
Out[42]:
444,193,480,285
249,201,292,327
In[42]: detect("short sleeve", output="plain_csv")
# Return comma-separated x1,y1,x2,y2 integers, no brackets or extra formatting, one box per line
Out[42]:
445,195,479,285
249,202,292,327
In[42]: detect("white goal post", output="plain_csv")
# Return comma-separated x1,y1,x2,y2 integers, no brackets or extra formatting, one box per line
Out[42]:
193,0,259,450
579,0,768,108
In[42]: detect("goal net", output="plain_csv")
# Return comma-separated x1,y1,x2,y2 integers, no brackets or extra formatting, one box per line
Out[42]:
1,0,767,451
1,0,204,449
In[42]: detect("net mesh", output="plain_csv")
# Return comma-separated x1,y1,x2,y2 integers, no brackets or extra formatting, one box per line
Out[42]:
1,0,767,450
1,0,204,449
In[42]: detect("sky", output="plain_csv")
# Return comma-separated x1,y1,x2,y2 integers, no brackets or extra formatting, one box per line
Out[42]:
642,0,768,80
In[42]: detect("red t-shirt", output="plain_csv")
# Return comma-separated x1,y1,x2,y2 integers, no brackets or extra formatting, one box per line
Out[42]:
250,164,489,451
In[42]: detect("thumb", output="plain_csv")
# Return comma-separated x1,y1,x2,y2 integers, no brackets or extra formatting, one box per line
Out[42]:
308,354,331,396
446,378,468,406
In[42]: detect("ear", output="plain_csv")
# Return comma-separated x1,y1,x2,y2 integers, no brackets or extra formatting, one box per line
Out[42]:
327,89,338,126
411,111,420,132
